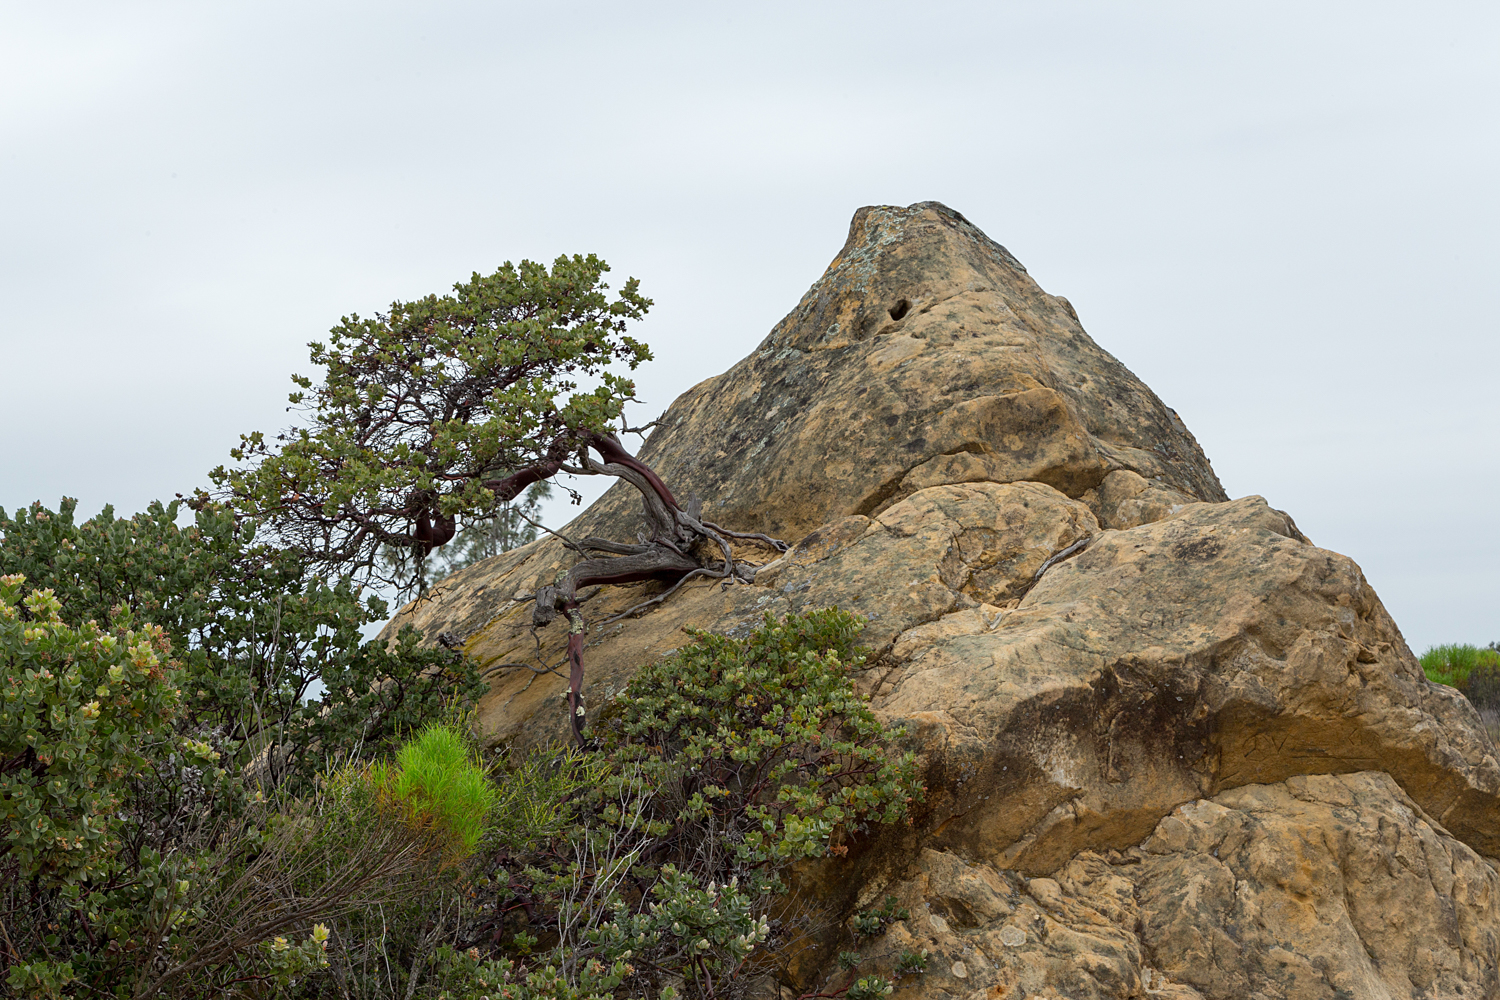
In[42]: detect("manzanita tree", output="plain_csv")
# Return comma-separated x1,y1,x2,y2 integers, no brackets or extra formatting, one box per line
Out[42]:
205,255,785,742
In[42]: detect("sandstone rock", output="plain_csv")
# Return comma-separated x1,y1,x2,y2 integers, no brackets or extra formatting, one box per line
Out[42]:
1134,773,1500,999
852,773,1499,1000
1081,468,1209,531
436,481,1097,750
385,202,1500,998
878,494,1500,870
386,201,1227,647
612,200,1226,543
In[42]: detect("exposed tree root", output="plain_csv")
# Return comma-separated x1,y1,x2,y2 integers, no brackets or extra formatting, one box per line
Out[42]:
518,432,785,743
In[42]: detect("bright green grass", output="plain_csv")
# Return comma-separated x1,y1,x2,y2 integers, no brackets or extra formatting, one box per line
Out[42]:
1419,643,1500,690
373,724,497,858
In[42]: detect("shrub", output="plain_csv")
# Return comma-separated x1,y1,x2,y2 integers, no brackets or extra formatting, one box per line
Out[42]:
1419,643,1500,690
465,609,922,1000
0,570,487,997
0,574,184,884
1465,663,1500,710
1420,643,1500,744
602,609,919,877
0,575,260,995
371,723,498,862
132,724,490,997
0,498,485,793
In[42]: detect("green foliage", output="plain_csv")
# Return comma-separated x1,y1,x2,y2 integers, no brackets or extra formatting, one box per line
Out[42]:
205,256,652,592
0,497,483,793
895,948,929,974
3,960,76,1000
1,504,914,999
0,575,216,993
431,945,637,1000
0,499,488,996
255,924,332,990
1423,642,1500,743
372,724,497,861
0,575,184,883
603,609,920,879
1420,643,1500,690
486,745,611,851
112,748,459,998
850,897,910,939
844,976,894,999
466,609,922,1000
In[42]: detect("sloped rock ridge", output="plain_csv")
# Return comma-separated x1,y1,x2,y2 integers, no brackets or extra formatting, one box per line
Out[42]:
390,203,1500,998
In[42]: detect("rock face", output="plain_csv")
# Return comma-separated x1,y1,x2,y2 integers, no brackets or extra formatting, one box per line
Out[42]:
867,773,1500,999
388,203,1500,998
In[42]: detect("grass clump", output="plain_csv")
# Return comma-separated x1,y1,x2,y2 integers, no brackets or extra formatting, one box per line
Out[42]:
371,723,497,862
1421,643,1500,744
1419,643,1500,690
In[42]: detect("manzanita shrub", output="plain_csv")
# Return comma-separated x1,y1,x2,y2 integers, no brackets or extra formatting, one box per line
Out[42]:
0,499,488,996
607,609,918,876
0,576,182,882
0,498,483,792
0,574,204,994
462,609,923,1000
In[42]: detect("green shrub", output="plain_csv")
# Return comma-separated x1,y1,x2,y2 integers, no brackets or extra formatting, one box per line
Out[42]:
465,609,922,1000
372,723,497,862
851,897,910,939
1419,643,1500,690
0,575,184,884
0,490,491,997
0,575,233,994
603,608,920,876
1465,663,1500,709
0,497,485,793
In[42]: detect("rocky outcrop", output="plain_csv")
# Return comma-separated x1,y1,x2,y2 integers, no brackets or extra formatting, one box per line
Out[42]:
863,773,1500,999
388,203,1500,998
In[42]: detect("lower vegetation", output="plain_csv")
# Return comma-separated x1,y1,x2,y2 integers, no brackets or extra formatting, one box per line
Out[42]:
1421,642,1500,740
0,499,922,999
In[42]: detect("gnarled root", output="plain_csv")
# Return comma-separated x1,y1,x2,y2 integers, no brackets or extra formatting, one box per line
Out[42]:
529,433,787,744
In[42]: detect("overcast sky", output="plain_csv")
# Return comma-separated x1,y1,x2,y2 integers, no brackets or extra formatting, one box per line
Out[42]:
3,2,1496,653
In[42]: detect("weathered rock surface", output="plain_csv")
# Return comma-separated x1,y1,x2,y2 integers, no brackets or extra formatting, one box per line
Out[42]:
863,773,1500,1000
388,203,1500,997
394,201,1226,648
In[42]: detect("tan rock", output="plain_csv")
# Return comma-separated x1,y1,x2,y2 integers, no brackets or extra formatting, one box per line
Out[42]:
386,201,1227,650
845,773,1498,1000
882,495,1500,870
1081,468,1212,530
1134,772,1500,999
382,202,1500,999
445,481,1096,749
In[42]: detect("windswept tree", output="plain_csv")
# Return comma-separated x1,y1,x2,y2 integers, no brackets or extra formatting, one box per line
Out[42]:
205,255,785,742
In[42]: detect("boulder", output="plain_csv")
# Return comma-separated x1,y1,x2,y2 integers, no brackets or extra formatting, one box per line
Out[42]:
860,773,1500,1000
386,202,1500,998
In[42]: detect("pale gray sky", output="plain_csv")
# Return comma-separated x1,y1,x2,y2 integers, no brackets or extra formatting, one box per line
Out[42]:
3,2,1496,653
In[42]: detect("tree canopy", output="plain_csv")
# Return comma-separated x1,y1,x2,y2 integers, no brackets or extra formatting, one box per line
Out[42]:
207,253,786,745
203,254,651,591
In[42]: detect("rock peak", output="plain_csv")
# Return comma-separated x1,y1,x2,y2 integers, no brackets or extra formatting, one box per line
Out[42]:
630,199,1227,542
390,206,1500,997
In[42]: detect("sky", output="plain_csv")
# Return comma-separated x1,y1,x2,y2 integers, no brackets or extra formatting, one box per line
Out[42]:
2,2,1496,654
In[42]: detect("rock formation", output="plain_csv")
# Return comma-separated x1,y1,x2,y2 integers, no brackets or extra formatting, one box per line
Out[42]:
389,203,1500,999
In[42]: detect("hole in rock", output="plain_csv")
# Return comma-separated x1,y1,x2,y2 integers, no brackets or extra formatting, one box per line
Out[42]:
888,299,911,321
